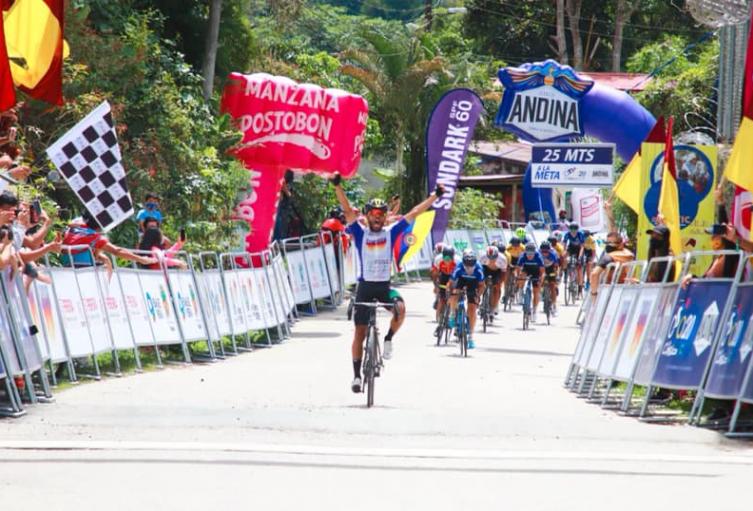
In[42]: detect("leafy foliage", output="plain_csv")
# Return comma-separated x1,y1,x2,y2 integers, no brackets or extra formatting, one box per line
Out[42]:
449,188,503,228
22,5,249,251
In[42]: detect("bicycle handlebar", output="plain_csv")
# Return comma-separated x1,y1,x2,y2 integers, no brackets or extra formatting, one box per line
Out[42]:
354,301,395,308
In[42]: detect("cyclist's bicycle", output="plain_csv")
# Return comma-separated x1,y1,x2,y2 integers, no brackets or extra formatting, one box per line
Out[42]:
503,272,516,311
542,276,555,325
479,276,493,333
519,275,534,330
434,285,451,346
564,257,579,306
354,300,394,407
453,289,470,357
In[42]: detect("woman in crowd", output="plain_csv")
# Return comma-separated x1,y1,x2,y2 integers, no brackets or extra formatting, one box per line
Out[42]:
137,226,186,270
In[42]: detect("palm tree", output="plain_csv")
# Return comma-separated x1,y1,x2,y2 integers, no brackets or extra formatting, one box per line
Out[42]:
340,29,447,205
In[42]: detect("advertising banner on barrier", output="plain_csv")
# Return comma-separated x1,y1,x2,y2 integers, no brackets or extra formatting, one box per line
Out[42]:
236,269,265,330
5,273,43,371
323,243,340,294
196,271,231,341
306,247,331,300
138,270,181,345
704,285,753,397
97,271,136,351
50,269,95,358
262,266,284,326
444,230,472,252
613,287,660,380
223,270,249,335
75,269,113,354
273,256,295,315
251,268,276,328
169,271,207,341
193,273,218,341
285,249,313,304
586,287,624,371
633,285,678,385
651,281,730,389
486,229,504,244
574,289,609,366
27,284,49,361
344,246,358,286
469,230,487,252
117,270,155,346
598,287,638,375
0,297,20,374
416,236,433,270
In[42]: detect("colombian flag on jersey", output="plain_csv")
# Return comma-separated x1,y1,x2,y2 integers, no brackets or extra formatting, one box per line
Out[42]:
393,211,435,271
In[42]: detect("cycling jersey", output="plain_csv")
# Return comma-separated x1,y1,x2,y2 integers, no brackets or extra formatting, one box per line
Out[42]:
583,236,596,251
433,254,458,275
564,231,585,247
540,250,560,271
517,252,545,274
452,262,484,303
61,223,109,267
507,245,525,261
553,242,566,259
479,253,508,272
347,219,409,282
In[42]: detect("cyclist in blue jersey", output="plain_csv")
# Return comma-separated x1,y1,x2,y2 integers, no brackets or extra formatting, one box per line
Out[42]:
515,242,545,323
331,172,445,393
539,241,560,316
448,249,485,349
563,222,586,291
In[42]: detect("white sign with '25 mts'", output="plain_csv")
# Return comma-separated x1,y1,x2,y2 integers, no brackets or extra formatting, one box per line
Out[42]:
530,143,614,188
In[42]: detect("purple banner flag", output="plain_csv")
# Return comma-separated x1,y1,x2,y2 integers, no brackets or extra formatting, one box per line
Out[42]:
426,88,484,244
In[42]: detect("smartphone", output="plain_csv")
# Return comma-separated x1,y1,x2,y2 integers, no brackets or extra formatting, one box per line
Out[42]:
30,199,41,224
179,228,186,242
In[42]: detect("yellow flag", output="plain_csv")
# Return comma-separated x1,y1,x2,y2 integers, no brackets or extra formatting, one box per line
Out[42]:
396,211,435,268
3,0,62,89
658,118,683,259
613,153,642,213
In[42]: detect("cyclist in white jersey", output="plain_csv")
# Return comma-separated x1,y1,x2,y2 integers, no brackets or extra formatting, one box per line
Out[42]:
331,172,445,393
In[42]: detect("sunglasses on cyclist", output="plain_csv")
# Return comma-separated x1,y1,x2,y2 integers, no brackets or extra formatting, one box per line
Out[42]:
367,209,386,218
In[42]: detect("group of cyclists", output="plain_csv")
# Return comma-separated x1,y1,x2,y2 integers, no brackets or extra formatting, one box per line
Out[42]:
328,171,599,395
429,218,598,343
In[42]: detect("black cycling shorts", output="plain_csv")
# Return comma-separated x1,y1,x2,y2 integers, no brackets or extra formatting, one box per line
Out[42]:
354,281,396,326
483,266,504,285
544,269,558,283
520,266,541,287
437,272,452,298
454,277,480,305
583,249,594,261
567,244,581,256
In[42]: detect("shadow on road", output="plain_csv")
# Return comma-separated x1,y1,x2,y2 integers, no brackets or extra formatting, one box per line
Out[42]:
475,346,572,358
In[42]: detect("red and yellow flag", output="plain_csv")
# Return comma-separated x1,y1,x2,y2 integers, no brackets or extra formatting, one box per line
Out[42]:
613,116,666,213
725,3,753,198
659,117,682,258
0,7,15,111
4,0,64,105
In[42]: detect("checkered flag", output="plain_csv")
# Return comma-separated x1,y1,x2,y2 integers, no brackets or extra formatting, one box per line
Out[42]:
46,101,133,232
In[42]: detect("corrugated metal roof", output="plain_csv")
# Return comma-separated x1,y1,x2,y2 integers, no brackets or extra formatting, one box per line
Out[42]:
469,140,532,164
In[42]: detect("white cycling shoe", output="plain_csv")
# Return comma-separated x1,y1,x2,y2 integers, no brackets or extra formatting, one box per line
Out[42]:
351,377,362,393
383,340,393,360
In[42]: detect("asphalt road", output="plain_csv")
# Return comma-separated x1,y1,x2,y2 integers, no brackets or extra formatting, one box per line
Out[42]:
1,281,751,510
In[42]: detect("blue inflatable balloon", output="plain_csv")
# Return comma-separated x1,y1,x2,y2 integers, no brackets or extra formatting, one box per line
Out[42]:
580,82,656,162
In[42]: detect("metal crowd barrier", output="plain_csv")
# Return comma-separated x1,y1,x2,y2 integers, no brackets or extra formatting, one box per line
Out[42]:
567,249,753,435
0,240,301,417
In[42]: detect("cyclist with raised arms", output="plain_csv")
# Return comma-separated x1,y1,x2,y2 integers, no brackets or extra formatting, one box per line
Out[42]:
539,241,560,316
479,245,506,316
448,249,485,349
331,172,445,393
563,222,586,292
515,242,546,323
431,245,458,323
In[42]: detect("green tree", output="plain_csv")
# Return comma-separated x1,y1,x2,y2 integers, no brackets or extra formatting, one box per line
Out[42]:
449,188,503,228
339,28,448,205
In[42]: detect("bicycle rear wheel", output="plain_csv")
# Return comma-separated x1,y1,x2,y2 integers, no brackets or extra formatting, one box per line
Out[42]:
459,309,467,357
